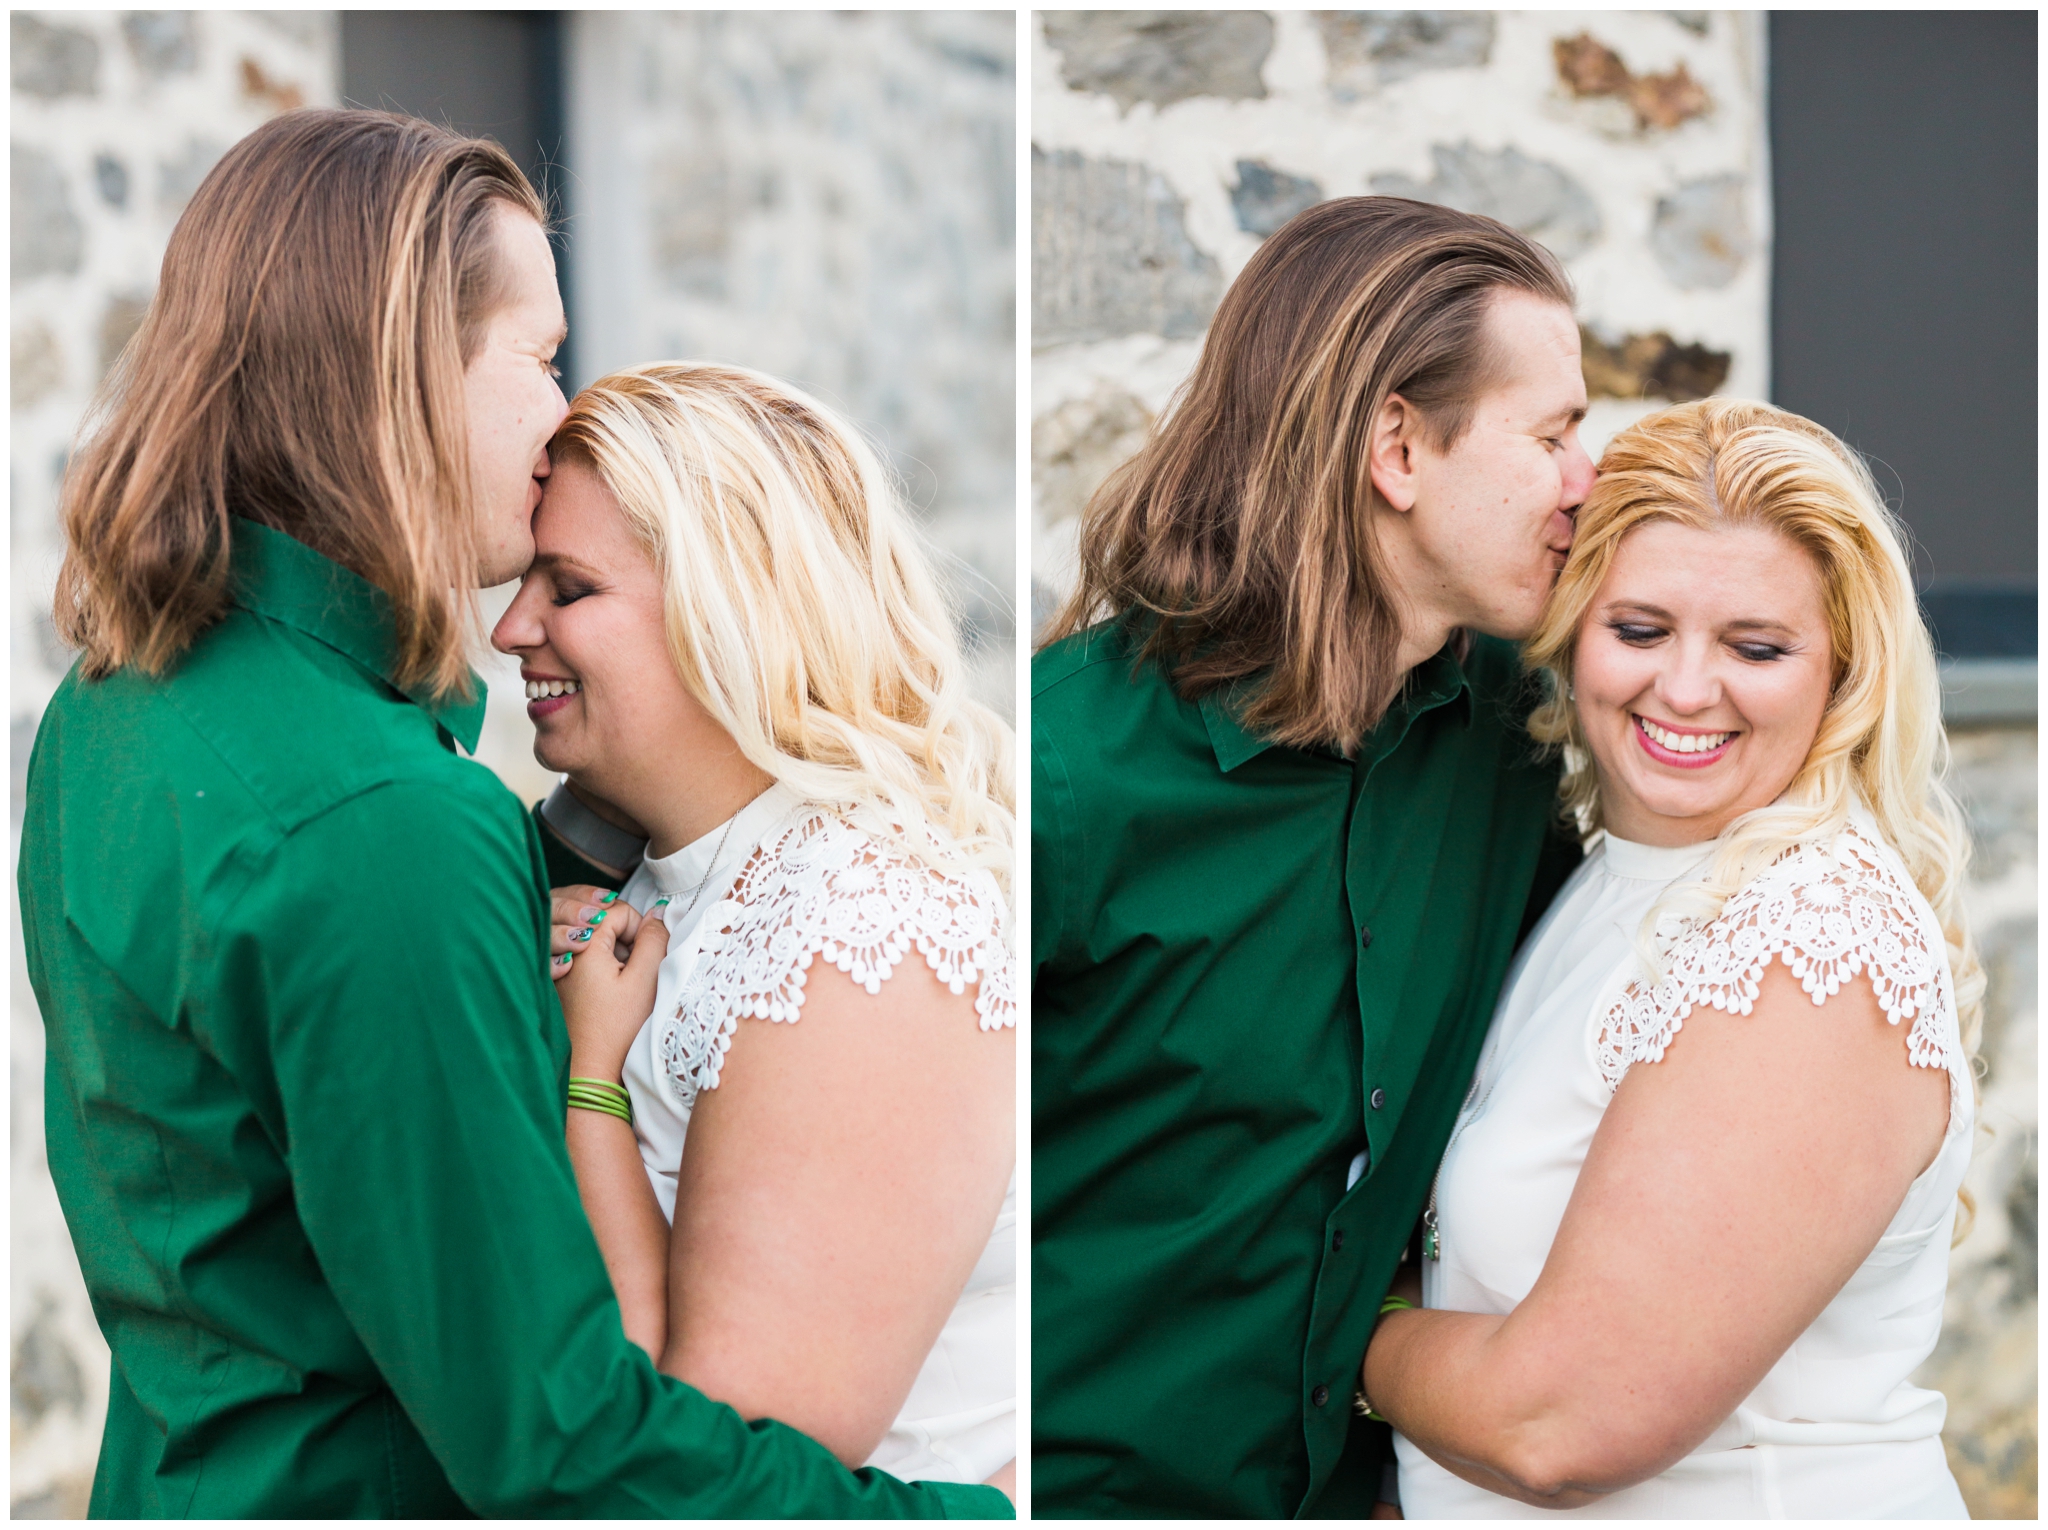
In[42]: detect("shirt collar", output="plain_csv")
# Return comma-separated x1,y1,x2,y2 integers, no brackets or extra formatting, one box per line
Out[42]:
1197,643,1476,774
228,516,488,753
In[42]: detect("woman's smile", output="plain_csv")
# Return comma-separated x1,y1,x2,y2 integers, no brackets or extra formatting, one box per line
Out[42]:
1630,713,1740,768
524,673,583,719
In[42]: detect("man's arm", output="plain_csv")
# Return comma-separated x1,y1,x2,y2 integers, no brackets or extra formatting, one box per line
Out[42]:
251,779,1006,1518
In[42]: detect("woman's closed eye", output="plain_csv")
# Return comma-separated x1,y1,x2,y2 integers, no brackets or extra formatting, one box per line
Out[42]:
551,580,597,608
1730,639,1791,663
1609,620,1665,645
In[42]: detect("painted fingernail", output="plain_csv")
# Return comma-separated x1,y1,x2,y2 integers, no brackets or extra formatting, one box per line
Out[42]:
572,927,593,943
652,896,672,909
599,890,620,905
587,909,607,927
554,953,573,968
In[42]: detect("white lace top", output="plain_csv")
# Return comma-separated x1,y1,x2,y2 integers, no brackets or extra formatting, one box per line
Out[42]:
616,782,1017,1486
1394,807,1973,1519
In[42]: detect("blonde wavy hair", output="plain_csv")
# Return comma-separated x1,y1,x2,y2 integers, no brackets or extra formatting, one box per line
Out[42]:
551,362,1015,898
1525,398,1985,1125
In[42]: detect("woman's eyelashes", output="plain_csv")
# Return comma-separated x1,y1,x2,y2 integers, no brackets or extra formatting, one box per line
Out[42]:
551,580,597,608
1605,620,1791,663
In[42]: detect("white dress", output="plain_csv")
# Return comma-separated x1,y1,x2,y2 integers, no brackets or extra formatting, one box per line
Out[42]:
614,781,1017,1485
1394,807,1973,1519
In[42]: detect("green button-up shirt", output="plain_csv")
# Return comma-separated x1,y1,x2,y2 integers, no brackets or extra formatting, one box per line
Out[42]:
19,519,1003,1519
1031,621,1577,1518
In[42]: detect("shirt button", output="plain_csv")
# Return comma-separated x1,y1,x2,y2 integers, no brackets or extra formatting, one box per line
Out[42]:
1370,1088,1387,1110
1358,925,1373,950
1331,1228,1346,1252
1312,1384,1331,1408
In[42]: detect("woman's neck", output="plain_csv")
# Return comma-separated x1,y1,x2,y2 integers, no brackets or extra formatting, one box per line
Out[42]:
632,753,780,860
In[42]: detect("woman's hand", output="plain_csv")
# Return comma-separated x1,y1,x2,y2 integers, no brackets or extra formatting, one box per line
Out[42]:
556,896,670,1080
549,885,646,969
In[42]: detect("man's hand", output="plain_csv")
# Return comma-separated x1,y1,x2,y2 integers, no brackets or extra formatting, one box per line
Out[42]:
556,897,670,1080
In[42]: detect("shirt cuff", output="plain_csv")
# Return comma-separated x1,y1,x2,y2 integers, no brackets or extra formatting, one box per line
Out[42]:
925,1481,1016,1519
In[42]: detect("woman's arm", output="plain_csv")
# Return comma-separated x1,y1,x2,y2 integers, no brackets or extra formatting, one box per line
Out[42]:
660,955,1015,1466
1364,960,1949,1507
555,902,672,1358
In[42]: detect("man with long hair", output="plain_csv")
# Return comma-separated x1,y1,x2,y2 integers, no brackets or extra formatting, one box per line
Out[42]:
18,109,1005,1518
1031,198,1594,1516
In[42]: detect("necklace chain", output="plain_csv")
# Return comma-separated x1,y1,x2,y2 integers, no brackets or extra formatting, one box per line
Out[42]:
680,813,739,922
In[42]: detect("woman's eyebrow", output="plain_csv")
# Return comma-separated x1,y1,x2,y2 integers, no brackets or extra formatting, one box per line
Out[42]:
529,551,604,581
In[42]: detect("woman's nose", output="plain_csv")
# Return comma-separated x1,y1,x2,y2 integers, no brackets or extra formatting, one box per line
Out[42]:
491,579,544,656
1656,644,1722,715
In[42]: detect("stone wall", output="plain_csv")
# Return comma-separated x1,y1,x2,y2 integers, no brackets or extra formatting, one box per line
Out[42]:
1030,9,1769,623
10,14,1020,1514
561,10,1017,741
9,16,342,1514
1028,12,2033,1516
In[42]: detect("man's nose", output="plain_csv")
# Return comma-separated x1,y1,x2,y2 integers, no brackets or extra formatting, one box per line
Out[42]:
1560,439,1596,509
532,444,552,481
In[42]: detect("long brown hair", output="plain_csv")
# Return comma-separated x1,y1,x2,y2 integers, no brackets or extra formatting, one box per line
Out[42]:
1042,197,1573,754
54,109,545,699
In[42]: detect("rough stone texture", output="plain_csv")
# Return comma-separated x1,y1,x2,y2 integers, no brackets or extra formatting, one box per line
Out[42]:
1032,9,1771,598
1554,30,1712,133
1580,324,1732,402
1371,141,1601,260
1232,159,1324,238
12,1296,85,1423
1318,11,1495,101
10,16,341,1515
157,136,226,217
91,152,127,208
12,144,87,285
13,323,65,410
566,11,1016,731
98,292,151,378
1034,146,1225,346
11,15,100,100
1042,11,1273,113
1032,384,1155,534
1650,172,1752,289
121,11,198,78
1911,723,2039,1519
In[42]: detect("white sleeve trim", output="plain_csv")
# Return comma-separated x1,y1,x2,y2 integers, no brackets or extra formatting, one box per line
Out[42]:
658,807,1016,1105
1596,826,1960,1097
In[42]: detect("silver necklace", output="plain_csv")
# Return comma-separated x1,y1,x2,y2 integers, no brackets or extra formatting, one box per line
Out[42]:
680,813,739,921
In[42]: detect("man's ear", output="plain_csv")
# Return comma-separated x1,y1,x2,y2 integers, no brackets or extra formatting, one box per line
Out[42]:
1367,392,1421,513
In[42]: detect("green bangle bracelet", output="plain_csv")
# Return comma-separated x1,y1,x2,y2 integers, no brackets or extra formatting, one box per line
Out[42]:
1379,1294,1416,1317
567,1077,633,1125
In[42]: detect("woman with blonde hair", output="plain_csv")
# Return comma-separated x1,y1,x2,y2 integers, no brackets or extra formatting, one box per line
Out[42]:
491,362,1017,1495
1359,397,1978,1517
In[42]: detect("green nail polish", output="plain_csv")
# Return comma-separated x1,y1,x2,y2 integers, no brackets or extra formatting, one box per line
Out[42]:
588,909,606,927
554,953,572,967
572,927,592,942
652,896,672,909
599,890,620,905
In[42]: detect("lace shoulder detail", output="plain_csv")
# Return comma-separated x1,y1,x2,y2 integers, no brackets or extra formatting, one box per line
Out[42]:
658,807,1015,1106
1595,825,1958,1091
